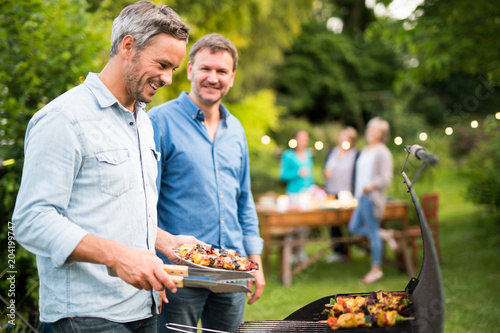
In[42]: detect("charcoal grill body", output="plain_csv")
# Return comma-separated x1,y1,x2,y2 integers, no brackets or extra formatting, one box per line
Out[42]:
238,146,444,333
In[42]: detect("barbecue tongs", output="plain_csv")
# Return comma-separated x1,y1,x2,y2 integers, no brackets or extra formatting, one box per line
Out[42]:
108,264,254,293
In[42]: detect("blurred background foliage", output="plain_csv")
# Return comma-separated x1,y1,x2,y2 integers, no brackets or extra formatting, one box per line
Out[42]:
1,0,500,324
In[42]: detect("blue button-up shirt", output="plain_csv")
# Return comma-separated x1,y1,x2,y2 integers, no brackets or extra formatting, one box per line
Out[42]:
148,92,263,261
12,73,160,323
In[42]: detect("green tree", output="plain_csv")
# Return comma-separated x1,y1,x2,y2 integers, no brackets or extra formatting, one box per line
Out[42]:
391,0,500,83
0,0,108,315
377,0,500,127
274,19,399,129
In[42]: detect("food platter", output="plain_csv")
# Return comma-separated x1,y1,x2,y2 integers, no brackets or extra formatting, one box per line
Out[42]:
173,249,257,273
173,249,230,272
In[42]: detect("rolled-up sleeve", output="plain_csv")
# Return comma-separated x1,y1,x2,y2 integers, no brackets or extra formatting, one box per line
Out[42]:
243,235,264,255
13,111,88,268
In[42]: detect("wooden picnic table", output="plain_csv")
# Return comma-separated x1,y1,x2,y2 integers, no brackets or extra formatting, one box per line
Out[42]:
257,200,412,286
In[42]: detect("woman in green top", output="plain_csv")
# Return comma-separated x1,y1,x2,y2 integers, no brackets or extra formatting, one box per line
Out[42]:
279,130,314,195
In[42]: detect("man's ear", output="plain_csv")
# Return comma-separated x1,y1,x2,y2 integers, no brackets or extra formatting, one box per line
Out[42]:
228,69,236,88
187,61,193,81
121,35,135,59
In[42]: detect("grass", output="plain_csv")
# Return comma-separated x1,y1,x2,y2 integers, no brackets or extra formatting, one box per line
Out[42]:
244,157,500,332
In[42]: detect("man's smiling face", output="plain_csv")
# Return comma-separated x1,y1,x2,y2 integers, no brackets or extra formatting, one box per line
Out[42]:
124,33,186,104
187,48,236,108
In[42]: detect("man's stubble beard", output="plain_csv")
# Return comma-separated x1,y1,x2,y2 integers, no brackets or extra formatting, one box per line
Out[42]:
124,54,151,104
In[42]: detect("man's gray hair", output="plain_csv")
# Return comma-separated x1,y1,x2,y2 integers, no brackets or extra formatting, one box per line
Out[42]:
109,0,190,57
189,33,238,71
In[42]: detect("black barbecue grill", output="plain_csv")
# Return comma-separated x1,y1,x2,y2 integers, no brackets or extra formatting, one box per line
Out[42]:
235,145,445,333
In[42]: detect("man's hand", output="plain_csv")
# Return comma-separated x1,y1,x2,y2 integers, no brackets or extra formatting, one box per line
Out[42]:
109,244,177,293
246,254,265,305
68,234,178,295
156,228,205,264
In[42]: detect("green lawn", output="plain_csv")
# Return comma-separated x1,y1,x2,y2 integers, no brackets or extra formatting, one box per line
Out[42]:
244,159,500,332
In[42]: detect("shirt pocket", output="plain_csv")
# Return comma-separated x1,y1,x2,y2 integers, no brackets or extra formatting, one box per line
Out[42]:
95,148,133,197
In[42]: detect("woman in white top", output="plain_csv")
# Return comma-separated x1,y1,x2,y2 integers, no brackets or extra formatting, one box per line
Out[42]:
348,117,396,283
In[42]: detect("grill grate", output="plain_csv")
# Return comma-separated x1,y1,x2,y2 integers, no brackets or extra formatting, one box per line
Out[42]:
236,320,329,333
236,320,413,333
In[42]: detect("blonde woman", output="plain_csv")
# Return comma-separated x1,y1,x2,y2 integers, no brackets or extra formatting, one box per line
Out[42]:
348,117,395,283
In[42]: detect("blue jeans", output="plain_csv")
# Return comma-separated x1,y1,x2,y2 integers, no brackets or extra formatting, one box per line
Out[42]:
157,287,246,333
348,195,383,266
51,313,157,333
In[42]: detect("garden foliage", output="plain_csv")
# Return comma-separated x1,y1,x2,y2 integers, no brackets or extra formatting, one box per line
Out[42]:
0,0,108,314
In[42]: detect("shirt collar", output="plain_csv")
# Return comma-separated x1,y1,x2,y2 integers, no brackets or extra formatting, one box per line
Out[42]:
178,91,229,126
83,72,146,113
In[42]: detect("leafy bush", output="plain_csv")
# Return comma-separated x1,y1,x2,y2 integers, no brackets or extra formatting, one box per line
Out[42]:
0,0,107,316
465,116,500,210
448,124,488,162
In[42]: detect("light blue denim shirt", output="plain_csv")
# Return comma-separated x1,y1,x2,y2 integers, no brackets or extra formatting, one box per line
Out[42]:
12,73,160,323
148,92,263,262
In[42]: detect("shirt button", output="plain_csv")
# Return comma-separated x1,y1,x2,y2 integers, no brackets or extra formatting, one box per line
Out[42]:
113,157,118,162
221,220,224,224
201,121,205,125
220,194,223,199
198,111,202,114
129,122,134,126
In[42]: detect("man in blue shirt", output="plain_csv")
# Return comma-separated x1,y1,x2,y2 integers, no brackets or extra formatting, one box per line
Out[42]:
12,2,200,332
149,33,265,332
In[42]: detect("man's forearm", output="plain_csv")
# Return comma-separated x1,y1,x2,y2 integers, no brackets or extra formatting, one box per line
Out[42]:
68,234,122,267
69,232,177,292
155,227,174,255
